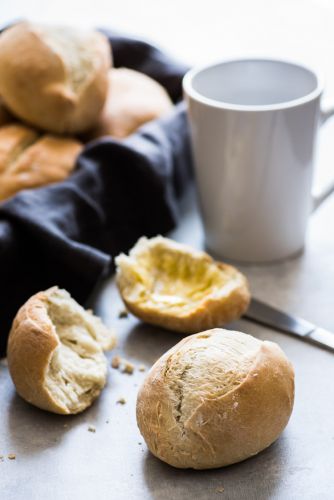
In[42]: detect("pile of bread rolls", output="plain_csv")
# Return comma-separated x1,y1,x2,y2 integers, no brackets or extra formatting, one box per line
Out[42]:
0,22,173,202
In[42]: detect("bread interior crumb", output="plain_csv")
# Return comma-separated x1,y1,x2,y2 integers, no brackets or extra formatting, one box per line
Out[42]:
44,288,110,413
116,236,242,314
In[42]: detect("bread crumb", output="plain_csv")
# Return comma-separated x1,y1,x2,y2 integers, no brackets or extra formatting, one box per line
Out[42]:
118,309,128,319
138,365,146,372
216,486,224,493
0,455,4,461
88,425,96,433
111,355,121,369
117,397,126,405
111,355,135,374
122,361,134,374
8,454,16,460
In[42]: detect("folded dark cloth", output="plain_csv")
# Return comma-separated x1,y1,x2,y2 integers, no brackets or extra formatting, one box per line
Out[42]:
0,30,192,356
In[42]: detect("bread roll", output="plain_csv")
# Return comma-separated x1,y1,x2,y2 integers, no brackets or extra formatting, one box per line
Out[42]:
7,287,115,414
7,134,82,176
0,22,111,134
137,328,295,469
86,68,173,140
0,124,82,202
115,236,250,333
0,123,39,173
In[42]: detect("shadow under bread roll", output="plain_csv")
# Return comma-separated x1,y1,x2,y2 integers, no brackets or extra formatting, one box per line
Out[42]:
0,96,14,127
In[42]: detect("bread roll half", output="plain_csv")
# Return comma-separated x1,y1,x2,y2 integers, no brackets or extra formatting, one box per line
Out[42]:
0,22,111,133
137,328,295,469
7,287,115,414
116,236,250,333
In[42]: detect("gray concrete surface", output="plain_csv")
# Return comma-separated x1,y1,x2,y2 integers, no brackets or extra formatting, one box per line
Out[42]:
1,187,334,499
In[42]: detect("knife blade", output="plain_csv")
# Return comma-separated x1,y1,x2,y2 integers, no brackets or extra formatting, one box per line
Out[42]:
244,298,334,353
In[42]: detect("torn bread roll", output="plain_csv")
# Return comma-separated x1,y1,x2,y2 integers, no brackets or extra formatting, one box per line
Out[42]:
0,123,82,202
85,68,173,140
7,287,115,414
115,236,250,333
0,22,111,133
137,328,295,469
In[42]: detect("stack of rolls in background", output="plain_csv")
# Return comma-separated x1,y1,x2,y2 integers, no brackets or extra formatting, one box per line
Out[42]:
0,21,173,202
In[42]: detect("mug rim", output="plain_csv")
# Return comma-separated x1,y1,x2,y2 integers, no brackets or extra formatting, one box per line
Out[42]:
183,57,324,111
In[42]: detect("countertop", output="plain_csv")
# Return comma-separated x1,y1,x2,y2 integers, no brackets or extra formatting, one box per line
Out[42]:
1,187,334,499
2,1,334,498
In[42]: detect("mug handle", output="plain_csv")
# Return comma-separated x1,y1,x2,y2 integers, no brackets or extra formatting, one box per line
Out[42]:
312,105,334,211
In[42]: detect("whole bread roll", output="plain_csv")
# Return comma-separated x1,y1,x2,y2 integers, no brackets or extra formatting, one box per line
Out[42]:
86,68,173,140
137,328,294,469
0,123,83,202
7,287,115,415
116,236,250,333
0,22,111,134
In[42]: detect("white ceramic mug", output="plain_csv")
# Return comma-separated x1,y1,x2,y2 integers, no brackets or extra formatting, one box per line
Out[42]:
183,58,334,263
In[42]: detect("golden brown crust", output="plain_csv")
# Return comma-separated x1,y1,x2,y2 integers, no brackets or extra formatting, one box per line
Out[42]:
7,289,64,413
0,22,111,134
9,135,82,175
136,329,295,469
0,123,39,173
0,127,82,202
116,237,250,333
85,68,173,140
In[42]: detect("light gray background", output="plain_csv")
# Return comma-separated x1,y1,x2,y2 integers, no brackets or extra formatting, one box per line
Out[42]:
1,1,334,499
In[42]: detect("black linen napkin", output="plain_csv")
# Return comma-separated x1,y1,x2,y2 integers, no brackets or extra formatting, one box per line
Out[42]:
0,30,192,356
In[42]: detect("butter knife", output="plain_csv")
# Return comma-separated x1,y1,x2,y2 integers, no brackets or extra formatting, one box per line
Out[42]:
244,298,334,353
